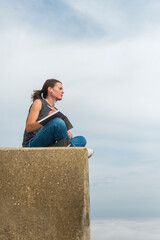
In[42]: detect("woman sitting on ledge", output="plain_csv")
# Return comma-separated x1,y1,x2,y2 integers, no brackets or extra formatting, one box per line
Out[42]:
22,79,93,157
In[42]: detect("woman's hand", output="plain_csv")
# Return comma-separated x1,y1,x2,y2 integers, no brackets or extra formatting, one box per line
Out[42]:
67,131,73,139
48,108,57,115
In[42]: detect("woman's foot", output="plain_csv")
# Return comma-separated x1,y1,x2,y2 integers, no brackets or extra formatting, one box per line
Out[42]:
87,148,94,158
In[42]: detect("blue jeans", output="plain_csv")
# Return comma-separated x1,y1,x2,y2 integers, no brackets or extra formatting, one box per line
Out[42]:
27,118,87,147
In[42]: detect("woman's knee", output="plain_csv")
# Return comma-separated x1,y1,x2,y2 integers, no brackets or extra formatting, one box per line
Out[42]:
72,136,87,147
80,136,87,146
49,118,66,130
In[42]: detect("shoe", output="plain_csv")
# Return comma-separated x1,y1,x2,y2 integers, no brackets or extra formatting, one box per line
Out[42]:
48,139,71,147
87,148,94,158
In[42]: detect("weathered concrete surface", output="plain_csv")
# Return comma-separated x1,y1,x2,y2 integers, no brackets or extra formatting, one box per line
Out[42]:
0,148,90,240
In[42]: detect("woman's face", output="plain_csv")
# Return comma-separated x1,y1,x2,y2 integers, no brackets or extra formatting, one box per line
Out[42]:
52,82,64,101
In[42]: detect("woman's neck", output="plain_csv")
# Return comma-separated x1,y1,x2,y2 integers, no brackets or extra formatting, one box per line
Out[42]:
45,96,56,108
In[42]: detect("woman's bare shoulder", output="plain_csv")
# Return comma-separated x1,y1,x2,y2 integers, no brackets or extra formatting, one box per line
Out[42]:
31,99,42,110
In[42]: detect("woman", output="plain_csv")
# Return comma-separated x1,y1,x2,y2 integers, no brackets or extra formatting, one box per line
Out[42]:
22,79,88,149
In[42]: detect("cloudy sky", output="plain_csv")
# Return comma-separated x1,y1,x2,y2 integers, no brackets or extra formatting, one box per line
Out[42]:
1,0,160,239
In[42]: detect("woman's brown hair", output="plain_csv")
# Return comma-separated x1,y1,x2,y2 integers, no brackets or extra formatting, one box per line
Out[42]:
31,79,62,101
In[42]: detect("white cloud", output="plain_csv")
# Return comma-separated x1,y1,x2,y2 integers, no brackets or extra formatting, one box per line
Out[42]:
65,0,127,31
91,219,160,240
64,0,160,39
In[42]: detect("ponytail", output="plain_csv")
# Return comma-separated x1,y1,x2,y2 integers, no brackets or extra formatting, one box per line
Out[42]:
31,90,42,101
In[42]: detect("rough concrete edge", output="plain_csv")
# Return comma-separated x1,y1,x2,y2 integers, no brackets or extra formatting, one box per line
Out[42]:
82,149,90,240
0,147,87,151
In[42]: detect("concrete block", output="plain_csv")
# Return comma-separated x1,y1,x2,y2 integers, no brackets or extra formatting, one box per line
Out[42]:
0,148,90,240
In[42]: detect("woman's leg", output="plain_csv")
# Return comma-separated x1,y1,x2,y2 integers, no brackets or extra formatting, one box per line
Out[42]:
27,118,71,147
71,136,87,147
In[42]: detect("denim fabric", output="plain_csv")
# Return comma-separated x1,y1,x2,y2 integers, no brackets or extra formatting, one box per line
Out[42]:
26,118,87,147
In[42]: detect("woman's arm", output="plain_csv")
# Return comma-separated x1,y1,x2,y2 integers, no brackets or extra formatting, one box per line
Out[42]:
25,99,43,133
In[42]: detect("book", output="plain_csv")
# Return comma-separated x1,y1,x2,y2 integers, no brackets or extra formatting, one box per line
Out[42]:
38,110,73,130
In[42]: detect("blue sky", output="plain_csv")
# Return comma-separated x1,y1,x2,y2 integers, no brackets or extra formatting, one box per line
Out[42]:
1,0,160,238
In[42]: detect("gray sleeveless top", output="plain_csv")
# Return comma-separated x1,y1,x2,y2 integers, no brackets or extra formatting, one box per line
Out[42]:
22,99,54,147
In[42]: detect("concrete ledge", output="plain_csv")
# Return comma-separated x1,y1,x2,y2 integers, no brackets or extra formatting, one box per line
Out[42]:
0,148,90,240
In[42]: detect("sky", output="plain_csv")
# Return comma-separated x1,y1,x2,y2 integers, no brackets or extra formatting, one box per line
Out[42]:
1,0,160,239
